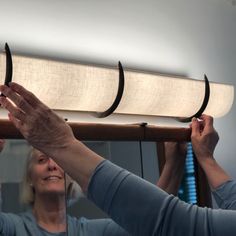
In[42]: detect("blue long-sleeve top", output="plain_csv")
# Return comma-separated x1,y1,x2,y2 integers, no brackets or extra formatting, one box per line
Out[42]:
88,160,236,236
212,180,236,210
0,211,129,235
1,160,236,235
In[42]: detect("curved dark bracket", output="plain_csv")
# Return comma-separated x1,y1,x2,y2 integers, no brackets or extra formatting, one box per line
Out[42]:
94,61,125,118
4,43,13,86
177,75,210,123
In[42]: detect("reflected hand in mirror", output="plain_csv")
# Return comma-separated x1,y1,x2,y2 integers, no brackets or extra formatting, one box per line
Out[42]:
157,142,187,195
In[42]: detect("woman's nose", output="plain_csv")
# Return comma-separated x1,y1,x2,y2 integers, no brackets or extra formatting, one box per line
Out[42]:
47,158,58,170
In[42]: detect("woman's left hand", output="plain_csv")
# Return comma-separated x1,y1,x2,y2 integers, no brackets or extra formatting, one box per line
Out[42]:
0,83,76,157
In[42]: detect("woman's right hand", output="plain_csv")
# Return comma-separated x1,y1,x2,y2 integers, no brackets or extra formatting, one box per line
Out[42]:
191,115,232,189
191,115,219,164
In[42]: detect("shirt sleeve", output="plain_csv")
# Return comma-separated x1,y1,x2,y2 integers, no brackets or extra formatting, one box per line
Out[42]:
0,212,17,235
88,160,236,236
212,180,236,210
81,218,130,236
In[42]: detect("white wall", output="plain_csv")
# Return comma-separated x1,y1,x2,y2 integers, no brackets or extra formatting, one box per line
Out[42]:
0,0,236,177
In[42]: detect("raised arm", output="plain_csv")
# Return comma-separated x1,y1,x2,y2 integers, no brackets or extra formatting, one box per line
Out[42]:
191,115,236,209
0,83,104,192
191,115,231,189
157,142,187,195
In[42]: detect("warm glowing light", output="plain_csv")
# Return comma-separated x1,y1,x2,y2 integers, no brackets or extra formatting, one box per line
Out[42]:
0,54,234,124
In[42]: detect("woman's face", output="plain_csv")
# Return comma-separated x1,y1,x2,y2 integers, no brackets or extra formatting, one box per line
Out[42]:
29,150,65,196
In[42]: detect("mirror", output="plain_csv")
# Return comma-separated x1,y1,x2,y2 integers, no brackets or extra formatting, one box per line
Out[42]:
0,131,211,235
0,139,160,235
0,140,31,213
0,139,68,234
65,140,211,235
67,141,159,220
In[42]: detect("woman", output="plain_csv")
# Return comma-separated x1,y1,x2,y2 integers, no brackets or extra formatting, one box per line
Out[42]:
1,82,236,236
0,146,129,235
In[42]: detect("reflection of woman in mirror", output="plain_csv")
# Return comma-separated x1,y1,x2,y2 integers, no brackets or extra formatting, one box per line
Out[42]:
0,142,187,235
0,143,187,235
0,146,130,235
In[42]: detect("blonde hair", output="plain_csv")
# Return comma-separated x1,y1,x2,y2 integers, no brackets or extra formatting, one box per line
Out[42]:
20,148,84,206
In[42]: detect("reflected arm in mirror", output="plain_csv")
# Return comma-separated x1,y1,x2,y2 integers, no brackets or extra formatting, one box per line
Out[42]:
156,142,187,195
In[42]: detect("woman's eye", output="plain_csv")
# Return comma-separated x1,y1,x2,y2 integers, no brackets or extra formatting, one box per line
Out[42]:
38,158,47,163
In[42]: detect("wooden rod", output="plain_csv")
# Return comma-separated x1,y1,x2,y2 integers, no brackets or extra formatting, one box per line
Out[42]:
0,119,191,141
145,125,191,142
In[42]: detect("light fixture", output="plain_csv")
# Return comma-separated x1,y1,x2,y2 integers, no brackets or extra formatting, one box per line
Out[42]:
0,44,234,128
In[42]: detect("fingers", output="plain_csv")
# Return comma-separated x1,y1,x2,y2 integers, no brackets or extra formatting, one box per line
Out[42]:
191,117,200,138
0,85,33,112
8,113,24,130
191,115,214,136
0,96,26,121
199,115,214,134
0,83,39,122
0,83,41,110
9,82,42,107
200,114,213,127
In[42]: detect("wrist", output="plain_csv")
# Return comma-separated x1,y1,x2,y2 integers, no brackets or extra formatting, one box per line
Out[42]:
196,153,214,164
196,157,231,189
164,160,185,177
198,156,217,171
165,159,185,169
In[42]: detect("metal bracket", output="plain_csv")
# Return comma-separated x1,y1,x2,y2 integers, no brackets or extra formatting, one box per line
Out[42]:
94,61,125,118
4,43,13,86
177,75,210,123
